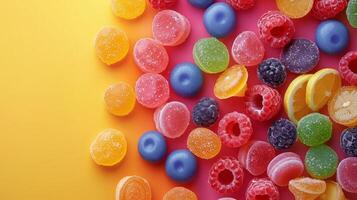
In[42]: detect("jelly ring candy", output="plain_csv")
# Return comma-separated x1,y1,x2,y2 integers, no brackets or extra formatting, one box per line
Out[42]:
238,141,276,176
226,0,256,10
115,176,151,200
193,37,229,74
339,51,357,85
111,0,146,20
268,118,297,150
312,0,348,20
165,149,197,182
192,97,219,127
104,82,136,116
347,0,357,28
214,65,248,99
189,0,214,9
246,178,280,200
94,27,129,65
154,101,190,139
257,58,287,88
138,130,167,162
276,0,314,19
135,73,170,109
217,112,253,148
187,128,221,159
337,157,357,194
163,187,197,200
90,129,127,166
305,144,338,179
340,127,357,157
288,177,326,200
267,152,304,187
208,157,244,194
149,0,177,10
134,38,169,73
317,181,346,200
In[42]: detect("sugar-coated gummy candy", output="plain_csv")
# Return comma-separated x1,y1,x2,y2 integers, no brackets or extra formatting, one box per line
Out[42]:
305,144,338,179
317,181,346,200
276,0,314,19
189,0,214,9
149,0,177,10
337,157,357,193
111,0,146,20
312,0,348,20
246,178,280,200
95,27,129,65
187,128,222,160
115,176,151,200
104,82,136,116
170,62,203,97
257,58,287,88
214,65,248,99
347,0,357,28
165,149,197,182
138,130,167,162
339,51,357,85
288,177,326,200
90,129,127,166
268,118,297,150
340,127,357,157
192,97,219,127
218,198,236,200
226,0,256,10
163,187,198,200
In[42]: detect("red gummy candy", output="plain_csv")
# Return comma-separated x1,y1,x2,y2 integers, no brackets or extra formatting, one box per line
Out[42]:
226,0,256,10
312,0,348,20
149,0,177,10
246,178,279,200
339,51,357,85
337,157,357,193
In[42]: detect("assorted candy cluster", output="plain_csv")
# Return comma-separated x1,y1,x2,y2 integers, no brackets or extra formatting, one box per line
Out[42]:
90,0,357,199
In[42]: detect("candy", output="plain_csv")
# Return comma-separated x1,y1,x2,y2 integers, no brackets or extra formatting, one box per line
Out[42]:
135,73,170,109
138,130,167,162
312,0,348,20
337,157,357,193
149,0,177,10
165,149,197,182
226,0,256,10
218,198,236,200
246,178,280,200
163,187,198,200
231,31,265,67
257,11,295,48
203,2,236,38
267,152,304,186
288,177,326,200
246,84,282,122
90,129,127,166
187,128,222,159
238,141,276,176
315,20,349,55
217,112,253,148
268,118,297,150
95,27,129,65
133,38,169,73
257,58,287,88
111,0,146,20
104,82,136,116
192,97,219,127
214,65,248,99
340,127,357,157
208,157,244,194
193,37,229,74
339,51,357,85
347,0,357,28
276,0,314,19
189,0,214,9
305,144,338,179
154,101,190,139
115,176,151,200
317,181,346,200
170,62,203,97
281,39,320,74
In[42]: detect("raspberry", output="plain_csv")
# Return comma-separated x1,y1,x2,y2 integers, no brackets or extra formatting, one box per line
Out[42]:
149,0,177,10
246,178,280,200
339,51,357,85
217,112,253,148
257,58,287,88
208,157,244,194
192,97,219,127
226,0,256,10
246,85,282,121
312,0,348,20
257,11,295,48
340,128,357,157
268,118,297,150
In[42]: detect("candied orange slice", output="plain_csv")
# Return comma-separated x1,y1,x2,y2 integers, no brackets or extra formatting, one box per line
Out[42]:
116,176,151,200
289,177,326,200
163,187,197,200
214,65,248,99
317,181,346,200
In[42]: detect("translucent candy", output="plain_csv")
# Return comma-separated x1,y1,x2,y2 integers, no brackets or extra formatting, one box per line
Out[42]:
337,157,357,193
214,65,248,99
104,82,136,116
187,128,222,159
305,144,338,179
111,0,146,20
246,178,280,200
317,181,346,200
289,177,326,200
163,187,197,200
347,0,357,28
115,176,151,200
276,0,314,19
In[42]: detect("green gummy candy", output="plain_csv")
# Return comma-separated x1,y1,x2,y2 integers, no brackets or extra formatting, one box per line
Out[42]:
193,37,229,74
297,113,332,146
347,0,357,28
305,144,338,179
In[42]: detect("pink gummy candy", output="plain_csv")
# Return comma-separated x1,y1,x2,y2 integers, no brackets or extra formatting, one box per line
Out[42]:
218,198,236,200
232,31,265,66
337,157,357,193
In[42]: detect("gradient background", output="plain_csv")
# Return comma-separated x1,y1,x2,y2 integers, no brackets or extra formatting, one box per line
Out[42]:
1,0,357,199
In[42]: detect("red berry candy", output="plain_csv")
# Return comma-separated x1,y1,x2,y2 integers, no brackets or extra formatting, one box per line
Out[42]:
149,0,177,10
339,51,357,85
312,0,348,20
218,112,253,148
246,178,280,200
226,0,256,10
246,85,282,122
257,11,295,48
209,157,244,194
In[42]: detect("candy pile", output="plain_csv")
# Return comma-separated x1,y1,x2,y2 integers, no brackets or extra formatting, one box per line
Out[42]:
91,0,357,199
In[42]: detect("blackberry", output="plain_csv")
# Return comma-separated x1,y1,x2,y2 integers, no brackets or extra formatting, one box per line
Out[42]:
340,128,357,157
192,97,219,127
268,118,297,150
257,58,287,88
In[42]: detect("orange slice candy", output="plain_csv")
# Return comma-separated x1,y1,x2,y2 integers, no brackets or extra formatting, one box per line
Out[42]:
317,181,346,200
214,65,248,99
115,176,151,200
163,187,197,200
289,177,326,200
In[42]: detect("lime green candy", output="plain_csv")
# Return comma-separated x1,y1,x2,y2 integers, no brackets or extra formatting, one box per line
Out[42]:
297,113,332,146
305,144,338,179
347,0,357,28
193,37,229,74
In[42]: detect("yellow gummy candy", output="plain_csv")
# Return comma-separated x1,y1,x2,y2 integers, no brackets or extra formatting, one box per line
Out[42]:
104,82,136,116
317,181,346,200
214,65,248,99
111,0,146,20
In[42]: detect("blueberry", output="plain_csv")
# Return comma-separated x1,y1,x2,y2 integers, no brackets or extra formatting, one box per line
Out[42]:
340,128,357,157
316,20,349,55
257,58,287,88
192,97,219,127
189,0,214,9
138,131,167,162
268,118,297,150
165,149,197,182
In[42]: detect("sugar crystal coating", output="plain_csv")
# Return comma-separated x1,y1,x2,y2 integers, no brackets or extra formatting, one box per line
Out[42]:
337,157,357,193
276,0,314,19
312,0,348,20
305,144,338,179
115,176,152,200
187,128,221,159
163,187,197,200
347,0,357,28
104,82,136,116
268,118,297,150
246,178,279,200
339,51,357,85
232,31,265,66
289,177,326,200
111,0,146,20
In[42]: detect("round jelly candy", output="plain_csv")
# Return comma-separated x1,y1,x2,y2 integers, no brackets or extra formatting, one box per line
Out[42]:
193,37,229,74
134,38,169,73
192,97,219,127
111,0,146,20
189,0,214,9
276,0,314,19
339,51,357,86
187,128,221,160
90,129,127,166
152,10,191,46
347,0,357,28
238,141,276,176
95,27,129,65
317,181,346,200
267,152,304,187
203,2,236,38
297,113,332,147
115,176,151,200
149,0,177,10
104,82,136,116
337,157,357,193
214,65,248,99
315,20,349,55
305,144,338,179
170,62,204,97
154,101,190,139
165,149,197,182
246,179,280,200
138,130,167,162
289,177,326,200
163,187,197,200
135,73,170,109
281,39,320,74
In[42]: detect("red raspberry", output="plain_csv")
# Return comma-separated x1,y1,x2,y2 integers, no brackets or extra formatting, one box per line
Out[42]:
208,157,244,194
339,51,357,85
257,11,295,48
218,112,253,148
246,178,280,200
149,0,177,10
312,0,348,20
246,85,282,121
226,0,256,10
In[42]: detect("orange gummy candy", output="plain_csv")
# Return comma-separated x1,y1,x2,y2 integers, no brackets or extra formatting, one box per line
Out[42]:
317,181,346,200
187,128,222,159
163,187,197,200
115,176,151,200
104,82,136,116
289,177,326,200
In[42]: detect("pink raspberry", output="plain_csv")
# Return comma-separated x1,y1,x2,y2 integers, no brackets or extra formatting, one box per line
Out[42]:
226,0,256,10
246,178,279,200
149,0,177,10
339,51,357,85
312,0,348,20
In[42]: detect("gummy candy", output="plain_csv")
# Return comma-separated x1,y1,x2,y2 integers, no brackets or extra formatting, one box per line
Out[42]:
257,58,287,88
226,0,256,10
218,198,236,200
187,128,221,159
347,0,357,28
214,65,248,99
339,51,357,85
163,187,197,200
340,127,357,157
317,181,346,200
192,97,219,127
104,82,136,116
268,118,297,150
149,0,177,10
312,0,348,20
246,178,280,200
305,144,338,179
337,157,357,193
115,176,151,200
289,177,326,200
276,0,314,19
111,0,146,20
